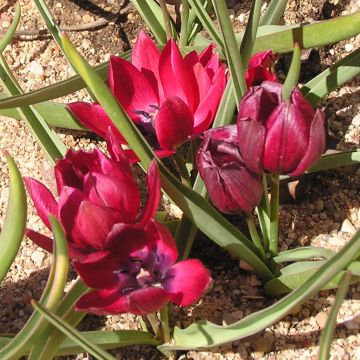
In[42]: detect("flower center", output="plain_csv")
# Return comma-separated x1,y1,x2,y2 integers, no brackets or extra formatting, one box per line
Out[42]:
134,104,161,148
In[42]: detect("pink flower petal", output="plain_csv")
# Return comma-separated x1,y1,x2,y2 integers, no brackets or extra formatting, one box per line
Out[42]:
24,177,58,229
138,160,161,225
25,229,53,253
155,96,194,149
109,55,159,120
159,39,199,112
163,259,212,306
193,63,212,102
132,31,162,100
67,102,124,141
289,109,326,176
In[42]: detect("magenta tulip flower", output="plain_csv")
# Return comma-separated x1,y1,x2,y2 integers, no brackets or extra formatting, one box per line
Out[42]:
68,31,226,157
237,81,326,176
24,144,160,259
196,125,263,213
245,50,277,87
75,221,212,315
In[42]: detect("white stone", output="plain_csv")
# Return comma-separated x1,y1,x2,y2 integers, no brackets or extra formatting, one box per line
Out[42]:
27,61,44,76
341,219,356,234
31,250,45,266
345,43,354,52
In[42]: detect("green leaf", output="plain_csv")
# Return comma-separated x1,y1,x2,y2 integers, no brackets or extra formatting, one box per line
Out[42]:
282,43,301,101
0,152,26,283
159,229,360,351
212,0,247,104
0,217,69,359
0,56,66,163
259,0,288,26
318,271,352,360
0,3,21,54
131,0,167,43
303,48,360,106
60,33,273,280
32,301,116,360
187,0,224,48
274,247,335,263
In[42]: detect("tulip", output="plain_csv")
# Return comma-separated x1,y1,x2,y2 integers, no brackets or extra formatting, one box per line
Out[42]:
237,81,326,176
245,50,277,87
75,221,212,315
25,142,160,259
196,125,263,213
68,31,227,156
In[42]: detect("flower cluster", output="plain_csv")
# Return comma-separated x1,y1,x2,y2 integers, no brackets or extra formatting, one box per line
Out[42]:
197,81,326,213
25,143,211,315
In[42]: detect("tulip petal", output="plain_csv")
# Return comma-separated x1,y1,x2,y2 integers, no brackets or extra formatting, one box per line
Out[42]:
139,160,161,225
291,88,315,126
155,96,194,149
76,286,170,315
24,177,58,229
159,39,199,112
67,102,125,141
132,31,162,100
237,117,265,174
289,109,326,176
193,66,226,134
263,103,309,174
109,55,159,120
163,259,211,307
192,63,212,102
25,228,53,253
73,251,120,289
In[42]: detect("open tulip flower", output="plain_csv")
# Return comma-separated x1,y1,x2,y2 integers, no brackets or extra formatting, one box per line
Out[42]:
68,31,227,156
197,125,263,213
75,221,212,315
245,50,277,87
24,144,160,259
237,81,326,176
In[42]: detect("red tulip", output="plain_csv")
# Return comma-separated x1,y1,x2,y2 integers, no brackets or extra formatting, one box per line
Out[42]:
196,125,263,213
68,31,226,157
237,81,326,176
24,144,160,259
75,221,212,315
245,50,277,87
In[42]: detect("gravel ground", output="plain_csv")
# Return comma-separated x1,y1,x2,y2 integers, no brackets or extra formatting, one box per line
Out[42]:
0,0,359,359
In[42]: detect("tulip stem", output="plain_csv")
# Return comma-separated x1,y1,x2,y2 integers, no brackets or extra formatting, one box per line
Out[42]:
159,0,173,40
246,213,267,263
269,174,280,256
159,304,171,343
180,0,190,47
256,175,270,252
147,313,162,339
173,151,192,187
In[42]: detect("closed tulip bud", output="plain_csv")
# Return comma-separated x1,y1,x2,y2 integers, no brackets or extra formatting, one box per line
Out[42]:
196,125,263,213
237,81,326,176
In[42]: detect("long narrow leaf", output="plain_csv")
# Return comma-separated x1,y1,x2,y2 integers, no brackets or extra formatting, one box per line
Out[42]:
0,3,21,54
32,302,116,360
259,0,288,26
0,217,69,359
318,271,352,360
159,229,360,351
274,247,335,263
0,153,27,283
60,34,273,280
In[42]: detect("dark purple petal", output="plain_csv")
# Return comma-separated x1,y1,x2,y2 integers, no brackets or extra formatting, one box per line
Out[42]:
163,259,211,306
155,96,194,149
237,117,265,174
24,177,58,229
291,88,315,126
289,109,326,176
263,103,309,174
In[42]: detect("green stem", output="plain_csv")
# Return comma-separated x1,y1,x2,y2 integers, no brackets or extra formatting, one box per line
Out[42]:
176,216,198,260
158,0,173,40
147,313,161,339
159,304,171,343
269,174,280,256
256,175,270,252
173,151,192,187
246,213,267,263
180,0,190,47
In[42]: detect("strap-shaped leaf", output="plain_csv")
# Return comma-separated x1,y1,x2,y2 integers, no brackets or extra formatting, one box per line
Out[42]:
0,217,69,359
259,0,288,26
159,229,360,351
0,152,26,283
0,3,21,54
274,247,335,263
